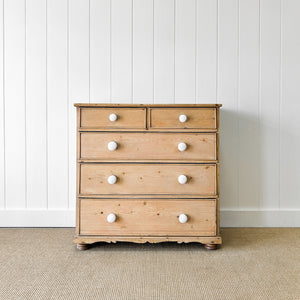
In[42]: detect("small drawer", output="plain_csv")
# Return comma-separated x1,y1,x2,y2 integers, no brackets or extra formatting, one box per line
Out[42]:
80,132,217,161
80,163,216,195
149,108,217,130
79,199,216,236
80,107,146,129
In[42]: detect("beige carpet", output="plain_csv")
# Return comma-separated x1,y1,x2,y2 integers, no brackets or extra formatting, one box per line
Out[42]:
0,228,299,300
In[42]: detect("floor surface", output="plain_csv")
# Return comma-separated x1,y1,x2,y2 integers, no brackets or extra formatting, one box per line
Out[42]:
0,228,299,300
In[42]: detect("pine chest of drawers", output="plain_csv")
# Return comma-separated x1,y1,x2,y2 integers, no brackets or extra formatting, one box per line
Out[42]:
73,104,222,250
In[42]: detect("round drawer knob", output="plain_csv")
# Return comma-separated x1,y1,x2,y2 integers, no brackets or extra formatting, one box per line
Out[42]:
107,213,117,223
179,114,187,123
178,175,188,184
108,141,118,151
179,214,188,224
178,142,187,152
107,175,117,185
109,113,118,122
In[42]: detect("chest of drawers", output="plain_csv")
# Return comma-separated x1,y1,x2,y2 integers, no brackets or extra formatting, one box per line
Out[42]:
73,104,222,250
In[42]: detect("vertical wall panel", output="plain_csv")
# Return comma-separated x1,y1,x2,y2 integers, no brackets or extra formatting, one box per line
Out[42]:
25,0,47,209
238,0,260,209
0,0,4,209
69,0,90,209
47,0,68,209
281,0,300,209
196,0,217,102
218,0,239,209
153,0,174,103
111,0,132,102
90,0,111,103
4,0,26,209
69,0,89,103
260,0,281,209
175,0,196,103
133,0,153,103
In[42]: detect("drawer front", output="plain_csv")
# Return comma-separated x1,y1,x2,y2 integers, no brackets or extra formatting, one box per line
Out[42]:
80,108,146,129
149,108,217,129
80,199,216,236
80,132,216,161
80,163,216,195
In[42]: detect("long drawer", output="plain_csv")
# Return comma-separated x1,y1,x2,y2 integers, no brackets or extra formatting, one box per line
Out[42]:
80,132,216,161
79,199,216,236
80,163,217,195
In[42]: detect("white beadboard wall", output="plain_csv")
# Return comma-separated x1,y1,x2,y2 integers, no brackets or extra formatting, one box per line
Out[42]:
0,0,300,227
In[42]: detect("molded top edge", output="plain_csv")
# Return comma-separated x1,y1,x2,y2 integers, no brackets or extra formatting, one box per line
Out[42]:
74,103,222,108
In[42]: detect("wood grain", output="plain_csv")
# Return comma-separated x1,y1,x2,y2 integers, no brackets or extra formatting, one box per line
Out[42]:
74,103,222,107
149,108,216,129
80,107,146,129
80,199,216,236
74,235,222,245
75,104,220,246
80,132,216,161
80,163,217,196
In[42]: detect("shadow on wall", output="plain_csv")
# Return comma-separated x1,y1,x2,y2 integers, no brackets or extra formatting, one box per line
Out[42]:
219,108,271,213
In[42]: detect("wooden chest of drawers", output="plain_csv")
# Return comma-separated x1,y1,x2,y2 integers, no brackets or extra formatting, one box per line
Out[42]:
73,104,222,250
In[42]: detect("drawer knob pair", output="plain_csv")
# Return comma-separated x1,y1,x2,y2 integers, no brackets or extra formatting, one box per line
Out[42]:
110,113,187,123
106,213,188,224
108,175,188,185
108,141,186,152
109,113,118,122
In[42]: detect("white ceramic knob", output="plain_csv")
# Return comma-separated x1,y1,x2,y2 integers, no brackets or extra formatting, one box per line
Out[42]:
179,214,188,224
178,142,187,152
179,114,187,123
109,113,118,122
107,213,116,223
178,174,188,184
107,175,117,185
108,141,118,151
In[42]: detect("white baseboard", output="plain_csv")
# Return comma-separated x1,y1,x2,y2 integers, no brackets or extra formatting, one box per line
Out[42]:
0,209,299,227
0,210,75,227
221,209,300,227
